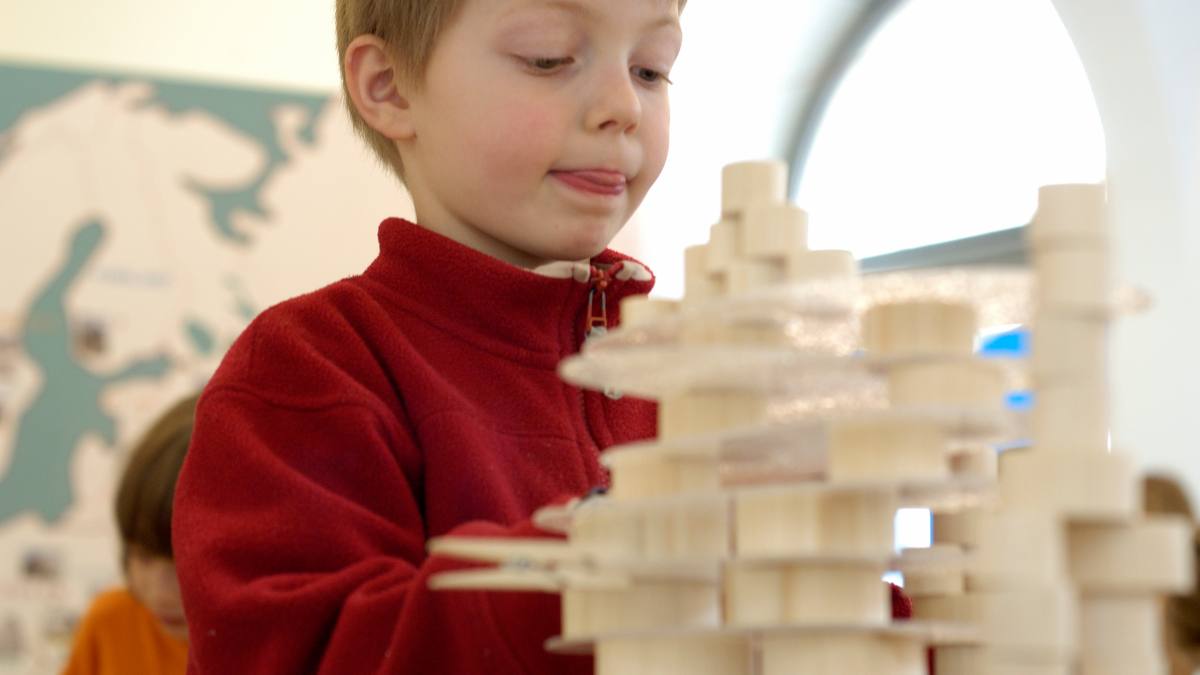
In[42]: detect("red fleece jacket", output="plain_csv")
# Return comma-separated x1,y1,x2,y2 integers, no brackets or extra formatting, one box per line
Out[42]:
174,218,913,675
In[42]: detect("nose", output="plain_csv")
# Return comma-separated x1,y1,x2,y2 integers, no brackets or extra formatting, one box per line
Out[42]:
585,65,642,135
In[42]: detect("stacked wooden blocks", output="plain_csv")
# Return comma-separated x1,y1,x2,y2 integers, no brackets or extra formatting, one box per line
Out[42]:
918,184,1194,674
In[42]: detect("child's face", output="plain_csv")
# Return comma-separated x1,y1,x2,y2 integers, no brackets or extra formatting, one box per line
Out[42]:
127,546,188,641
401,0,683,267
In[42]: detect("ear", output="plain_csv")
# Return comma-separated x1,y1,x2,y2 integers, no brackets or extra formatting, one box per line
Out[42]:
344,35,416,141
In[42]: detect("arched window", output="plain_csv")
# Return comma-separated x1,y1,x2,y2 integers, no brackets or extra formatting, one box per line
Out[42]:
794,0,1105,261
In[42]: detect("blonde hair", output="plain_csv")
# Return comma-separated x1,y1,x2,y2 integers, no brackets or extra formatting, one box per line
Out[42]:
335,0,686,181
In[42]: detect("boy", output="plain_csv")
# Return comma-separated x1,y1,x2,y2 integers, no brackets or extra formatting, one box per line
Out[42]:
64,393,198,675
174,1,684,673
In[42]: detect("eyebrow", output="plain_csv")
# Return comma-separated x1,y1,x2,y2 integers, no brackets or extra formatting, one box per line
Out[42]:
504,0,682,34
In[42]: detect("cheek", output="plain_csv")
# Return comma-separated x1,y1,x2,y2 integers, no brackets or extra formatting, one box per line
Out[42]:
462,96,564,178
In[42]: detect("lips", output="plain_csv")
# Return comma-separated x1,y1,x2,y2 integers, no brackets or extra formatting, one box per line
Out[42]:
550,169,628,196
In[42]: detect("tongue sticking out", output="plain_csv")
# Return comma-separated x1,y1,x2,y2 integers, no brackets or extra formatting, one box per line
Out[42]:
552,170,627,195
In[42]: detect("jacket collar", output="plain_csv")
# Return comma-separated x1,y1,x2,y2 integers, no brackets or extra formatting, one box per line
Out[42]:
362,218,654,360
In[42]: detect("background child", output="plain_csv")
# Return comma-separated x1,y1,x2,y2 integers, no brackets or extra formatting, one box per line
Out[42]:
1143,473,1200,675
61,393,198,675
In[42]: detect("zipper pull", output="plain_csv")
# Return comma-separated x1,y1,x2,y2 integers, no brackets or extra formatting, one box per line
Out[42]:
584,267,623,400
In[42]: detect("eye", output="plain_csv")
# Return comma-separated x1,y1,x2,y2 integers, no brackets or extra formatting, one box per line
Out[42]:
525,56,574,73
633,66,672,86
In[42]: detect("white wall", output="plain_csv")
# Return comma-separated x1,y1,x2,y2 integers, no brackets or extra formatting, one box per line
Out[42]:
1051,0,1200,494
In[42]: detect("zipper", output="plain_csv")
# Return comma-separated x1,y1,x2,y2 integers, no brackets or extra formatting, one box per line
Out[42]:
575,262,626,489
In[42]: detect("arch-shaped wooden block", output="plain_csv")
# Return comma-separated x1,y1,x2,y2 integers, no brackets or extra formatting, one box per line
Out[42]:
735,488,897,557
760,633,925,675
596,636,751,675
563,581,721,639
862,301,978,357
826,417,950,483
724,561,889,626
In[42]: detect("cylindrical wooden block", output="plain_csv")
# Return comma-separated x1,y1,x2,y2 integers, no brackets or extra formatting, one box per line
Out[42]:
563,582,720,639
659,391,771,440
570,503,643,557
735,489,896,557
826,417,950,483
724,562,888,626
1069,517,1192,593
1078,594,1168,675
932,588,1079,655
786,249,858,283
1031,183,1108,244
596,636,751,675
969,511,1068,590
684,245,723,302
619,295,679,329
888,360,1007,409
641,499,732,560
932,511,979,547
761,633,925,675
862,301,978,357
999,449,1137,520
607,452,720,501
727,259,786,293
936,647,1073,675
722,160,787,217
1034,245,1111,310
1030,313,1108,382
1032,379,1110,452
706,219,740,276
741,203,808,260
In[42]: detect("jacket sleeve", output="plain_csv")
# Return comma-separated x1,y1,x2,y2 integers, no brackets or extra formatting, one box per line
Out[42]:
173,384,588,675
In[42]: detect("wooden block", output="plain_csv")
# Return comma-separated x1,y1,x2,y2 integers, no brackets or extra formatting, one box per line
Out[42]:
619,295,679,329
721,160,787,218
929,588,1078,655
607,451,721,501
1030,313,1108,382
571,502,644,558
969,511,1068,590
903,567,966,597
950,445,999,481
727,259,786,293
735,489,897,557
1034,245,1112,310
786,249,858,283
724,562,889,626
888,360,1007,409
641,498,732,561
999,449,1137,520
596,636,750,675
706,219,740,276
826,417,950,483
659,391,770,440
684,245,723,302
1079,594,1168,675
760,633,925,675
1068,516,1192,593
741,203,808,260
563,582,720,639
936,647,1073,675
1033,379,1109,452
862,301,978,357
1031,183,1108,244
932,511,979,547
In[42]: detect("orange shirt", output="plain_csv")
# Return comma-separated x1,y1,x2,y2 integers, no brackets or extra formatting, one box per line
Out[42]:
61,588,187,675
